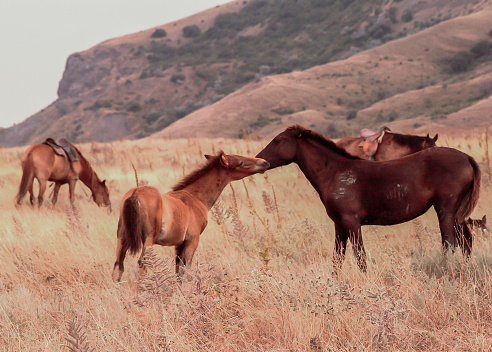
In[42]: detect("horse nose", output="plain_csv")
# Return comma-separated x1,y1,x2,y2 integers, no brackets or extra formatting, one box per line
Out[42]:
258,159,270,169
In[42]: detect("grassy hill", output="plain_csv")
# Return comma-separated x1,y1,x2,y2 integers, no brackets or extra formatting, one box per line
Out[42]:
0,0,491,147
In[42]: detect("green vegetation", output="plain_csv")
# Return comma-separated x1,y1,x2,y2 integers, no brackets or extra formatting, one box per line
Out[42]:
183,25,201,38
83,100,112,111
151,28,167,38
249,114,281,129
442,37,492,73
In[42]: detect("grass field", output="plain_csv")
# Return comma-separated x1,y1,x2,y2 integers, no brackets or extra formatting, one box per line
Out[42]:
0,131,491,351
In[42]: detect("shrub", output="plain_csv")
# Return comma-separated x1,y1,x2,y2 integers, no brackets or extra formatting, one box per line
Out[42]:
401,9,413,23
346,110,358,120
471,40,491,58
170,74,186,83
183,25,201,38
445,51,474,73
151,28,167,38
127,102,142,112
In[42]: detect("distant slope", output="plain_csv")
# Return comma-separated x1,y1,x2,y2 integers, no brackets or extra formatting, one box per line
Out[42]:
154,7,492,139
0,0,491,147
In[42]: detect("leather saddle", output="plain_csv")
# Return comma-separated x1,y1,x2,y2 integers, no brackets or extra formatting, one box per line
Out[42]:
358,126,391,159
43,138,78,162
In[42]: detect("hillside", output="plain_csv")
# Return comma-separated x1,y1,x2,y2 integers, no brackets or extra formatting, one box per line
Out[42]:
1,0,491,147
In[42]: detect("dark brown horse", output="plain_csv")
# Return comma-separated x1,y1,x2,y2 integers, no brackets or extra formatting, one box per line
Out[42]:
256,125,480,274
336,127,438,161
15,141,111,210
112,151,269,282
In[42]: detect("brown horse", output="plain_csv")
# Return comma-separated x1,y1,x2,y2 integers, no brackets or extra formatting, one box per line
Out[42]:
256,125,480,274
112,151,269,282
336,128,438,161
15,141,111,210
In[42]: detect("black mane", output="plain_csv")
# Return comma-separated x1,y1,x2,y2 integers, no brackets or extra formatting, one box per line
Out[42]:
288,125,361,160
390,132,430,152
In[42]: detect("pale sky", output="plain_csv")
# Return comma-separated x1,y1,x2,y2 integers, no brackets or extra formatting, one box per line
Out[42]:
0,0,231,128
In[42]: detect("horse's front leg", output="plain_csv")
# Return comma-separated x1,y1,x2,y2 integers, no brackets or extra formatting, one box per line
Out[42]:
348,226,367,272
333,223,349,275
68,179,77,207
51,182,62,207
175,236,200,277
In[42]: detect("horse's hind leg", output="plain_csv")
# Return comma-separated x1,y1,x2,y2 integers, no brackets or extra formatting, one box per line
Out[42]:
28,183,35,206
112,222,130,282
456,222,472,257
51,183,62,207
436,208,459,252
37,179,48,208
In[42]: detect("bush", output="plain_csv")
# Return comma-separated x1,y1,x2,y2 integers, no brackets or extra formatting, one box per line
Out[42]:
346,110,358,120
445,51,474,73
471,40,491,58
401,9,413,23
170,74,186,83
151,28,167,38
183,25,201,38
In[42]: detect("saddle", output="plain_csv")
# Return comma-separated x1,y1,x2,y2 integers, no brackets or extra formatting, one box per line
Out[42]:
358,126,391,159
43,137,79,162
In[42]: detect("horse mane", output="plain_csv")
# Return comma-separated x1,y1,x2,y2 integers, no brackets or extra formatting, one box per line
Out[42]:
72,145,101,181
287,124,361,160
171,151,225,191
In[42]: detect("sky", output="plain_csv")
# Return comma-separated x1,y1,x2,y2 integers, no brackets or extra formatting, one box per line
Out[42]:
0,0,231,128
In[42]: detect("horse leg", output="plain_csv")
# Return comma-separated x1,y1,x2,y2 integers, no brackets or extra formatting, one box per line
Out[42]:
436,208,458,253
348,227,367,272
28,183,35,206
37,178,48,208
68,179,77,207
112,222,130,283
136,235,155,281
333,223,349,275
52,182,62,207
175,238,200,277
456,221,473,257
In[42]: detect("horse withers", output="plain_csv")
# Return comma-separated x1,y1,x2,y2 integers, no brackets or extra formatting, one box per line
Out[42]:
15,139,111,211
256,125,480,274
112,151,269,283
336,127,438,161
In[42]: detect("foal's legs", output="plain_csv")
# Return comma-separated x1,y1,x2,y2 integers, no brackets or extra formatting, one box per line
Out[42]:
112,221,130,282
175,237,200,277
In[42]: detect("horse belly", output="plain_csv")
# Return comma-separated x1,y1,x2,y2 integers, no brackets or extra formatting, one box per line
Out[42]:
155,221,187,246
363,187,431,226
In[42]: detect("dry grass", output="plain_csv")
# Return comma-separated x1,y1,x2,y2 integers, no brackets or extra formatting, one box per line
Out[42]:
0,133,491,351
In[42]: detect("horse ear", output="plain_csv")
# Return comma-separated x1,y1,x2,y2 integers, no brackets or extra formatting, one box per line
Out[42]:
433,134,438,142
483,215,487,224
102,179,106,185
204,154,213,160
220,154,230,168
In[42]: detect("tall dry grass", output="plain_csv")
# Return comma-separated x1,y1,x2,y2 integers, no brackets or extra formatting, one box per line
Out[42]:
0,131,491,351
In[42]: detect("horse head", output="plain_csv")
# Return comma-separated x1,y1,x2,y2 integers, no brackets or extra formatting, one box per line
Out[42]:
256,125,311,169
92,179,112,212
423,133,438,149
205,151,269,180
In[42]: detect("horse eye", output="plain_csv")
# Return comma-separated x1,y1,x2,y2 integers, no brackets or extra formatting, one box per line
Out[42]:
238,161,244,167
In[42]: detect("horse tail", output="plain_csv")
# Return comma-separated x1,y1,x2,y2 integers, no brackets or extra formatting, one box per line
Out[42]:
122,190,142,255
456,155,481,223
16,151,34,204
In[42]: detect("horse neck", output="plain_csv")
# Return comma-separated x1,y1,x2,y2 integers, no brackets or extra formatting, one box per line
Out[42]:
182,168,229,210
77,157,99,191
295,139,345,197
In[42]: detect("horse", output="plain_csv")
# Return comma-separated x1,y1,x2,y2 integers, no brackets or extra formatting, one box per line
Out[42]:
15,140,111,211
336,127,438,161
256,125,480,274
112,151,269,282
467,215,487,234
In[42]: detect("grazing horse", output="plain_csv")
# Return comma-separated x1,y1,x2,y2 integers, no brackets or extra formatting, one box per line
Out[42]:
467,215,487,234
337,127,438,161
256,125,480,274
15,140,111,210
112,151,269,282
